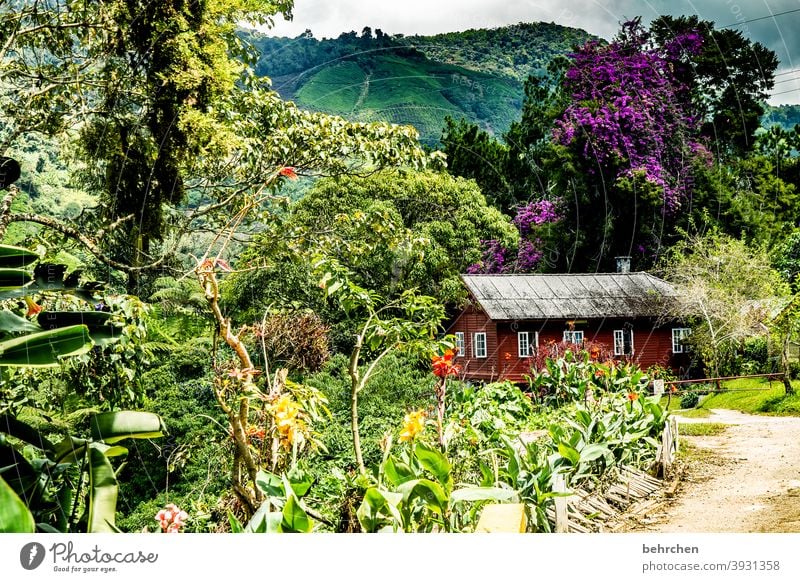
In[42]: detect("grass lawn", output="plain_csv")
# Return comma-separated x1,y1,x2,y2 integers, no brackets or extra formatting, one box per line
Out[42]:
677,422,728,437
664,377,800,416
659,395,711,417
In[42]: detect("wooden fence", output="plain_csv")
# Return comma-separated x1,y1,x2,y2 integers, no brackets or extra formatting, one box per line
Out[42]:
660,372,784,394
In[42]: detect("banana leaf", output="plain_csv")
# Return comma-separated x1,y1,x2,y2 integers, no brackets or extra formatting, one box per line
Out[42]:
0,443,39,499
0,325,92,367
0,475,35,533
0,244,39,268
0,414,56,453
0,267,32,288
89,411,166,444
0,310,41,335
37,311,120,346
87,446,118,533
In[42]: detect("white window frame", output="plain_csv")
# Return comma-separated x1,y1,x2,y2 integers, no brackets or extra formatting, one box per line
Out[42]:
672,328,691,353
473,332,487,358
613,329,634,356
517,331,538,357
454,332,465,357
563,330,584,345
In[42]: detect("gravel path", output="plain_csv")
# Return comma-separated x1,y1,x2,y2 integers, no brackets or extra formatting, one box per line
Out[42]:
635,409,800,532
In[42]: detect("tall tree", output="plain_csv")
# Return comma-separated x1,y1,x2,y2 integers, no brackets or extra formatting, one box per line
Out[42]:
0,1,438,291
649,15,778,158
659,231,789,378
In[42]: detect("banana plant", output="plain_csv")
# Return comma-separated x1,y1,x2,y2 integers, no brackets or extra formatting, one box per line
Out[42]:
487,438,568,532
227,468,316,533
0,243,165,532
0,243,112,367
357,440,516,533
0,411,165,532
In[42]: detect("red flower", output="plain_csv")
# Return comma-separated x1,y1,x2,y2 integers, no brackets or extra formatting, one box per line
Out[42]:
278,166,298,180
432,349,460,378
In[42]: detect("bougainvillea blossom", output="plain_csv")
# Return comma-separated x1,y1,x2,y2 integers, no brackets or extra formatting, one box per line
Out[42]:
552,19,707,212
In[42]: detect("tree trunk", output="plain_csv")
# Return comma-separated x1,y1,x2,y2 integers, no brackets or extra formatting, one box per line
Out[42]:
348,349,366,475
783,336,795,396
351,381,365,475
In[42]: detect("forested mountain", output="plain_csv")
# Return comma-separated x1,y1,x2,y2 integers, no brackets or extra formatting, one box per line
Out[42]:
763,104,800,131
244,23,598,145
247,24,798,147
401,22,597,81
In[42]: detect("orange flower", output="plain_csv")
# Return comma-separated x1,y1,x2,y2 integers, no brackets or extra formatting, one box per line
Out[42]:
627,392,639,401
245,425,266,440
432,349,460,378
24,297,42,317
279,166,298,180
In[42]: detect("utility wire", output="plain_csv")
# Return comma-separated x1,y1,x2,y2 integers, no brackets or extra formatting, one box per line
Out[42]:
770,87,800,97
720,7,800,29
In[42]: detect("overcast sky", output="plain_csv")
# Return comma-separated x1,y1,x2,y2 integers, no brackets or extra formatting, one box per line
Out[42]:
264,0,800,105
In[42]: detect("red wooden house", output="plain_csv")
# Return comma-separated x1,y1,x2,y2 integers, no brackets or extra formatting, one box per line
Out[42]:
448,271,689,383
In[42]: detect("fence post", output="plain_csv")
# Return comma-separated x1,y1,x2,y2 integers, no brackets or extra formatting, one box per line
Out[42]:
659,421,674,477
553,473,569,533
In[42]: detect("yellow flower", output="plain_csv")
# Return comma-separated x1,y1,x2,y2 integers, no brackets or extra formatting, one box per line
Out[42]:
271,395,304,448
399,410,426,442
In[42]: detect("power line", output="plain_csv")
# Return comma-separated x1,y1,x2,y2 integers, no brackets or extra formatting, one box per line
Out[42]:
720,7,800,28
773,77,800,86
776,68,800,77
770,87,800,97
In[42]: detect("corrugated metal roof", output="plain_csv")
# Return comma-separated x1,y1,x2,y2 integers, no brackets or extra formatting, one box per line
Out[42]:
462,273,678,320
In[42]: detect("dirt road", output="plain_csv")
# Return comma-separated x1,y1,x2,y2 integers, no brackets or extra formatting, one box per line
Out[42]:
632,409,800,533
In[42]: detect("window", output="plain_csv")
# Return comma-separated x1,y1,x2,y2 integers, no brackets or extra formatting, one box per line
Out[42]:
613,329,634,356
454,332,465,357
672,328,691,353
563,330,584,345
473,332,487,358
518,331,537,357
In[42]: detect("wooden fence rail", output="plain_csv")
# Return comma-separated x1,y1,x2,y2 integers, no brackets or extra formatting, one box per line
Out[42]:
662,372,783,393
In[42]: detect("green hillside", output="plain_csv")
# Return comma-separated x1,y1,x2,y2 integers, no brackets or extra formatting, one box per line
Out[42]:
244,23,594,145
291,54,522,145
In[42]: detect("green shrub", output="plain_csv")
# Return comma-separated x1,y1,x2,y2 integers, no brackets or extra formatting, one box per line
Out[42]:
680,391,700,409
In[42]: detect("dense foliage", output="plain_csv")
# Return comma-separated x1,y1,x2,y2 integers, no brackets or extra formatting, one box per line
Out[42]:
2,4,800,536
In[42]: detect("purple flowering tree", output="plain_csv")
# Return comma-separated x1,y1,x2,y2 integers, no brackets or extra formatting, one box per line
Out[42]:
468,199,562,273
553,19,707,212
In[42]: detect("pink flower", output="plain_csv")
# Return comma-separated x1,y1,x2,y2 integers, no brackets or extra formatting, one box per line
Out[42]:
155,503,188,533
